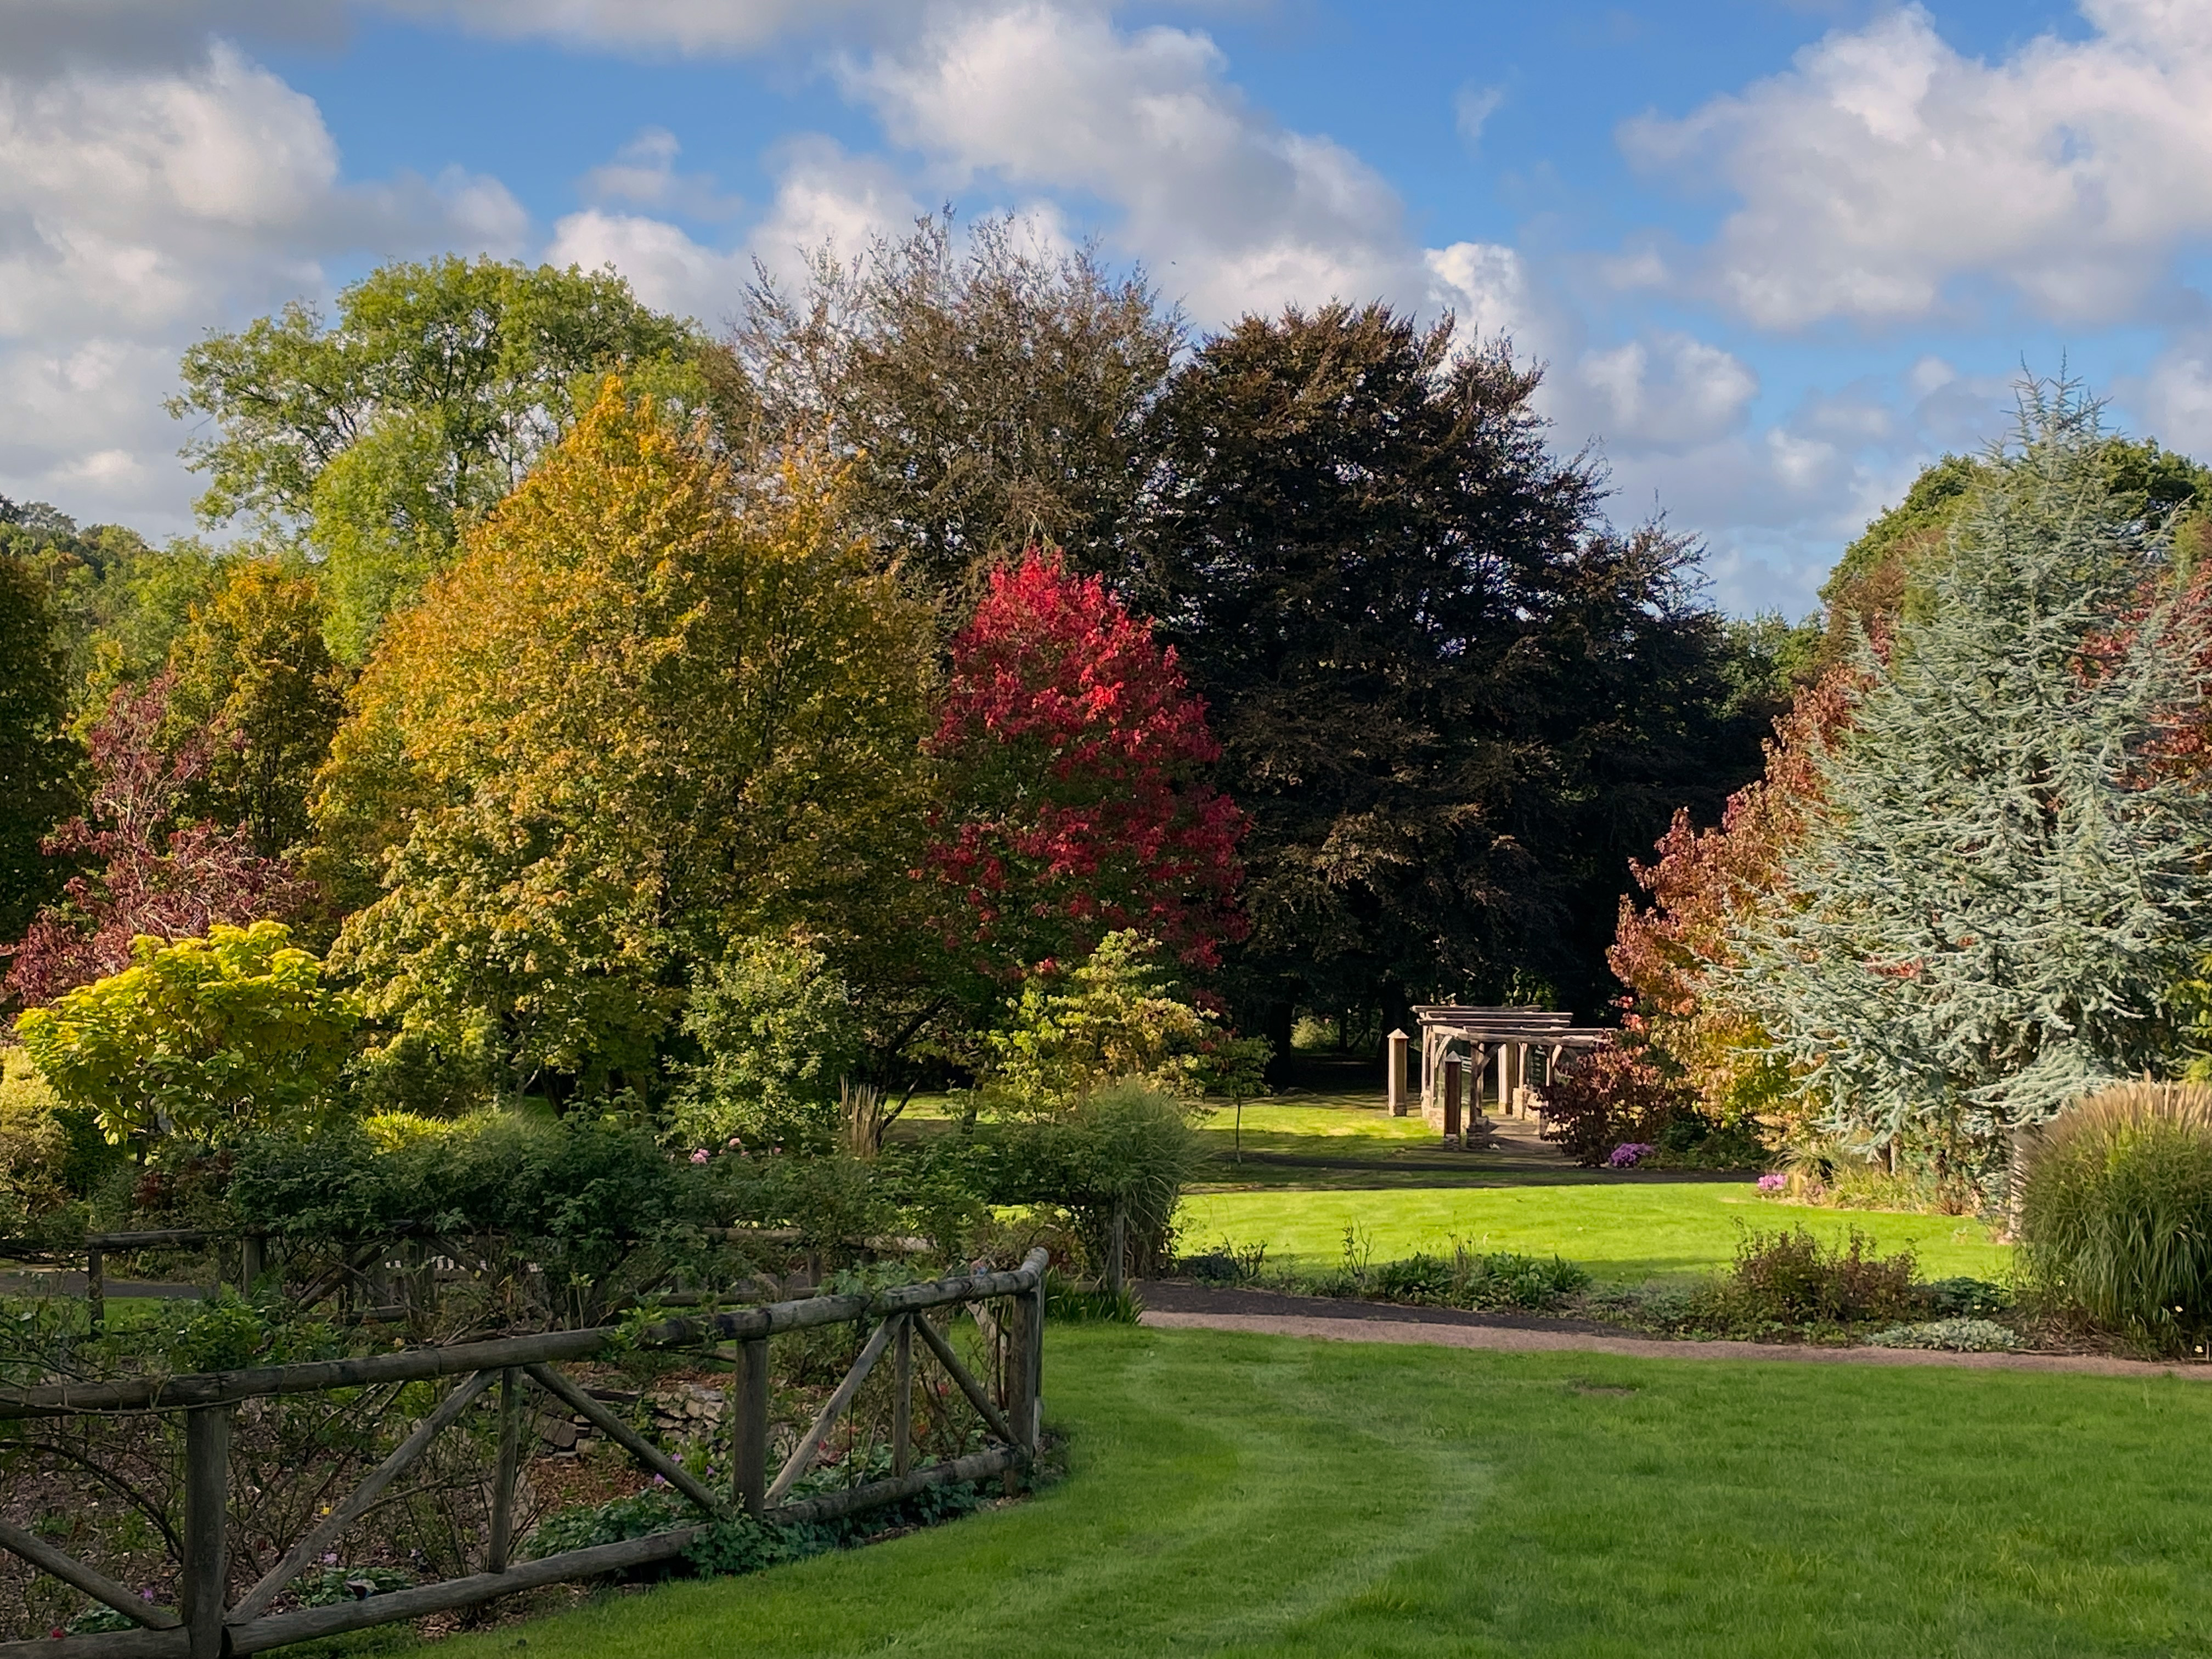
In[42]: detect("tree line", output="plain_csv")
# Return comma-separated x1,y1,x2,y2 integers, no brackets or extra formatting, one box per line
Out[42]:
1,218,1809,1115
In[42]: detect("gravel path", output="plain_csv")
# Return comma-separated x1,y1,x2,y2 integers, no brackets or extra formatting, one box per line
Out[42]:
1137,1280,2212,1381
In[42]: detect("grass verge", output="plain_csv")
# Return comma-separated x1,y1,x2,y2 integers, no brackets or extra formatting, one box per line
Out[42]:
409,1323,2212,1659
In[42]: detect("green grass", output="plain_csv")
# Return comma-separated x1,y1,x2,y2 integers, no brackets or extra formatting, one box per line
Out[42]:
416,1324,2212,1658
1179,1182,2011,1283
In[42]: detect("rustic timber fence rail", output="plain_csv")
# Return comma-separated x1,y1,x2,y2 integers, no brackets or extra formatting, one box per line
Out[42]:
0,1224,926,1333
0,1248,1048,1658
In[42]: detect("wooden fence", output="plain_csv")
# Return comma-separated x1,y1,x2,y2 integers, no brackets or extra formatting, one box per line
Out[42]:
0,1224,916,1333
0,1248,1047,1658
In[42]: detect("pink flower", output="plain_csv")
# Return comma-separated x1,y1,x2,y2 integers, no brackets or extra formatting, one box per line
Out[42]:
690,1149,710,1164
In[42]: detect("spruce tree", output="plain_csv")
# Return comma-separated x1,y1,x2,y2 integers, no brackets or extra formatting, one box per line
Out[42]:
1729,384,2212,1192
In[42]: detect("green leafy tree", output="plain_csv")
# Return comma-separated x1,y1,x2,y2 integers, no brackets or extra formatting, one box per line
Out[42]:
986,931,1261,1114
14,921,358,1147
1821,439,2212,651
0,551,77,942
1728,385,2212,1197
3,503,224,720
1129,303,1756,1041
672,936,863,1152
739,213,1180,600
166,560,349,856
170,256,704,658
317,381,938,1102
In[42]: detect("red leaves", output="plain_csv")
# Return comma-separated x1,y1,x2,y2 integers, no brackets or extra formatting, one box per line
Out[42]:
927,550,1246,974
2,674,312,1007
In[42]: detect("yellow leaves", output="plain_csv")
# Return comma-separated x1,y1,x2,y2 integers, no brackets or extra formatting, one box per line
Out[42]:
317,379,938,1084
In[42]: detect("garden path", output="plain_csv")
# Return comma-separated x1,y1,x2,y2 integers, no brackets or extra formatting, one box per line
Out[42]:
1137,1282,2212,1381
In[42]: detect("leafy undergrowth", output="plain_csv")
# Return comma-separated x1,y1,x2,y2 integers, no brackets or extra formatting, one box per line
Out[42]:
1178,1232,1590,1315
410,1325,2212,1659
1582,1228,2020,1345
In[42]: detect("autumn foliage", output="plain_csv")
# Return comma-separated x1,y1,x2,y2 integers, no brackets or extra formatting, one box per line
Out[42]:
3,675,312,1008
929,550,1246,975
1604,661,1866,1125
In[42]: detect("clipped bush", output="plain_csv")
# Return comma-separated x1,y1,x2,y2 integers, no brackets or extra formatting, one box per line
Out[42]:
2017,1081,2212,1342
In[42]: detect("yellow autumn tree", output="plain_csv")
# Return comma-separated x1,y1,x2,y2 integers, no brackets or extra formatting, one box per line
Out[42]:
314,381,938,1103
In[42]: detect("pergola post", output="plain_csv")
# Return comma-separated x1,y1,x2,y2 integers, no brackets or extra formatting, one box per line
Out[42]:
1386,1030,1409,1117
1442,1057,1463,1146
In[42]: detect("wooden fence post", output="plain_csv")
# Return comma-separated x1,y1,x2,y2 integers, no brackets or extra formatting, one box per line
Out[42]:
84,1245,104,1335
1000,1293,1032,1496
240,1233,265,1294
182,1405,231,1659
1442,1058,1463,1146
488,1367,521,1575
1026,1277,1045,1453
892,1316,912,1479
736,1336,768,1517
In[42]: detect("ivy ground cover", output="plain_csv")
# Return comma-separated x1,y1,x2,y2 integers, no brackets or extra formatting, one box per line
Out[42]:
418,1325,2212,1659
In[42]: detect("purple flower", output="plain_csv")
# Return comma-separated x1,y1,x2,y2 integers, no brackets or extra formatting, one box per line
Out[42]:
1607,1142,1656,1169
141,1590,156,1602
321,1553,338,1565
1757,1172,1786,1194
652,1474,667,1486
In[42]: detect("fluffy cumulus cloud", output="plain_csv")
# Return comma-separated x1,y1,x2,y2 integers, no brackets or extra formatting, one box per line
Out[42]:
548,135,919,321
1622,0,2212,329
0,33,523,527
843,2,1421,325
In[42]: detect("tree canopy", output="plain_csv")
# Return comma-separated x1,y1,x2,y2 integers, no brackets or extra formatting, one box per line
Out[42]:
1728,387,2212,1195
1128,302,1760,1042
171,256,705,659
738,214,1180,601
317,380,938,1101
927,549,1245,979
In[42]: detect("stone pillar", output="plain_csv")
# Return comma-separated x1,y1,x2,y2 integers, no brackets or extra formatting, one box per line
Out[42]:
1387,1029,1409,1116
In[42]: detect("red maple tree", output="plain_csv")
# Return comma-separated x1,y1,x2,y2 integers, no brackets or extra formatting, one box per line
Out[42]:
927,549,1246,975
2,674,313,1007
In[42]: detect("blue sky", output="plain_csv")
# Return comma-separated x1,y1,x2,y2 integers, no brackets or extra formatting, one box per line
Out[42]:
4,0,2209,615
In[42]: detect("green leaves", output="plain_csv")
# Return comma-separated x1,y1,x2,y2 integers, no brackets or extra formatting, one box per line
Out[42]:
14,921,358,1146
1729,382,2212,1189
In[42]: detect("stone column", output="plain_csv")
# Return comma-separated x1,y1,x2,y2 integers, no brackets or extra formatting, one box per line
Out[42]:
1387,1029,1409,1117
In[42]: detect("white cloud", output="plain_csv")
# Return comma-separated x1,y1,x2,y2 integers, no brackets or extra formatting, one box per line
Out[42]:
580,126,744,221
1621,1,2212,330
0,41,524,527
549,135,919,320
843,2,1418,323
0,0,347,75
1453,83,1503,147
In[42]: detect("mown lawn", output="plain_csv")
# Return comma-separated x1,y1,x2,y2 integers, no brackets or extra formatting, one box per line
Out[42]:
418,1324,2212,1658
1177,1181,2012,1283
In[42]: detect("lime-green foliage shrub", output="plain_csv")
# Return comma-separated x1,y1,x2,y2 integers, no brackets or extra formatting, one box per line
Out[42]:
2018,1081,2212,1344
673,937,862,1154
987,933,1263,1113
0,1049,69,1232
15,922,357,1146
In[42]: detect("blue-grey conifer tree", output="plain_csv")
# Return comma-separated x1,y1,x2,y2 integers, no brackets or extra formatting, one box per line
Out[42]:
1728,383,2212,1193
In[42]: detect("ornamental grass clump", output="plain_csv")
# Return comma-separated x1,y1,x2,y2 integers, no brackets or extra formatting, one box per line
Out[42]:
2017,1081,2212,1344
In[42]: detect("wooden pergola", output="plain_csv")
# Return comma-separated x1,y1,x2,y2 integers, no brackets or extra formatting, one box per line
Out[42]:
1386,1005,1616,1140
